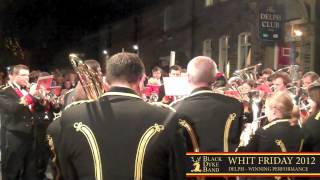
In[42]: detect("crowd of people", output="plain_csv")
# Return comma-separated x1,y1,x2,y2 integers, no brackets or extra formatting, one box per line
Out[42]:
0,52,320,180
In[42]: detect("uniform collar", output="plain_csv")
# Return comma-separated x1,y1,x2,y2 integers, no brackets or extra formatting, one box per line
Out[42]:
8,82,20,89
314,111,320,120
170,87,213,106
191,87,212,93
190,87,213,96
103,86,142,100
262,119,290,130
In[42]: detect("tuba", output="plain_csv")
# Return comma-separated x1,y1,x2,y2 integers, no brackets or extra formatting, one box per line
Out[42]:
69,53,104,100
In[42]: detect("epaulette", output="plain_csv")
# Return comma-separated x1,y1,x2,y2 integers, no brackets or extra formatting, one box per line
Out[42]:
315,111,320,120
213,87,226,94
64,88,74,96
64,99,95,111
53,112,62,121
262,119,289,130
150,102,176,112
0,84,9,90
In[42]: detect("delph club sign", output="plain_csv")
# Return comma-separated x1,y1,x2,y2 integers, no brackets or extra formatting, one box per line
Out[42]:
259,5,283,41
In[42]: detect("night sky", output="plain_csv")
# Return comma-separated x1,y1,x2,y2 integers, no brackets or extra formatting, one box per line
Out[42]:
0,0,159,70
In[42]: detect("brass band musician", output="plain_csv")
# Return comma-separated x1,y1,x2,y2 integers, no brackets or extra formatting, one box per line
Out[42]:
238,92,303,152
172,56,244,153
302,81,320,153
53,52,187,180
0,65,42,180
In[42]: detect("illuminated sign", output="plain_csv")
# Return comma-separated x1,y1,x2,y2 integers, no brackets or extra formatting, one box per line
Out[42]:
259,5,283,41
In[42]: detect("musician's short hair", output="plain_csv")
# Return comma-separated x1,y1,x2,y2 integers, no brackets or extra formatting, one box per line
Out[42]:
308,82,320,114
187,56,217,85
169,65,182,72
13,64,29,75
244,80,256,88
151,66,162,73
106,52,145,84
271,71,291,85
303,71,319,81
84,59,101,73
262,68,274,75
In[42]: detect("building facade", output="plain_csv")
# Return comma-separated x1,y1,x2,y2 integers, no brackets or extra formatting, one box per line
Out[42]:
99,0,319,75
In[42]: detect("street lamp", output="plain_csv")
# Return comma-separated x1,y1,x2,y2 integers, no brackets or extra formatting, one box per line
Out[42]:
102,50,108,55
102,49,109,59
133,44,139,51
132,44,139,56
293,29,303,37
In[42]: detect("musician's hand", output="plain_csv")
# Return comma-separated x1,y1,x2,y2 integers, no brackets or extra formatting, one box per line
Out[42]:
29,84,37,96
19,96,30,106
239,123,253,146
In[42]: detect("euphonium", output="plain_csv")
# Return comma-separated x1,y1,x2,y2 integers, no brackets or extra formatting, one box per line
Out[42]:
233,63,262,81
69,53,104,100
276,65,300,82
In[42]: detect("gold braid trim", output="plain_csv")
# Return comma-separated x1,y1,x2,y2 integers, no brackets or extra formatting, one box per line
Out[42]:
315,111,320,120
298,139,305,152
150,102,177,112
64,99,95,111
53,112,62,121
101,91,142,100
134,124,164,180
274,140,289,180
179,119,199,152
262,119,289,130
224,113,236,152
275,140,287,152
74,122,102,180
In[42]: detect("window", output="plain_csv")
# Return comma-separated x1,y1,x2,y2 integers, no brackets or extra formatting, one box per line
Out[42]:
203,39,213,58
218,36,229,74
205,0,214,7
163,6,172,32
237,32,251,69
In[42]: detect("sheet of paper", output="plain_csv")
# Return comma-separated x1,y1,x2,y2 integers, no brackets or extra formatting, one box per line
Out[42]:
36,75,54,90
50,86,62,96
163,76,191,96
